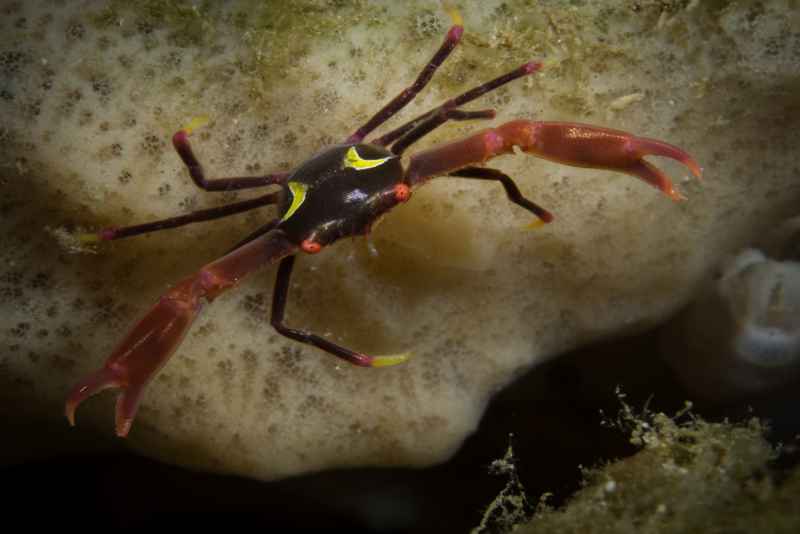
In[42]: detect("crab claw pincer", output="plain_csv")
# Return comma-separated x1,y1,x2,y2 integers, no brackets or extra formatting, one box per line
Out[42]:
65,231,297,436
407,120,702,201
503,121,703,201
65,276,203,437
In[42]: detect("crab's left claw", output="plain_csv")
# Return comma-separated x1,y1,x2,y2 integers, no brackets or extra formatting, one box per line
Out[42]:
407,120,702,201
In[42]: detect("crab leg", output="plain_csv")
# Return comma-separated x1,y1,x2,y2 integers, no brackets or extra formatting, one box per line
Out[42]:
81,191,281,242
65,229,297,437
376,61,541,147
450,166,554,224
346,5,465,143
173,118,289,192
270,256,411,368
405,120,703,200
391,108,496,156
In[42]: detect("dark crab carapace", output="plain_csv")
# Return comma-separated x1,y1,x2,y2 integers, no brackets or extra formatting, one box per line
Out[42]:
65,5,702,437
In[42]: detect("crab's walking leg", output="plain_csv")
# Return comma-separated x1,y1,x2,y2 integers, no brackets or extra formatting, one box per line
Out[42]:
376,61,541,147
81,116,289,243
65,229,297,437
173,118,289,192
270,256,410,368
406,120,703,200
345,8,464,143
391,108,496,156
450,166,554,224
82,192,281,242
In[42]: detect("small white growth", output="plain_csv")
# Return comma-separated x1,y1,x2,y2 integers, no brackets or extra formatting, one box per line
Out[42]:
720,250,800,368
663,234,800,400
45,226,97,255
609,92,645,111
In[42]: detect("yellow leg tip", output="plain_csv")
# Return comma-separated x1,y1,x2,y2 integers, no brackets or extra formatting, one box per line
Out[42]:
78,233,101,244
441,0,463,26
540,57,560,71
525,219,546,230
181,115,210,135
372,352,412,368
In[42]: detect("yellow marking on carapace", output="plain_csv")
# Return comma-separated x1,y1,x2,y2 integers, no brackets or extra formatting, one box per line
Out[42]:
441,0,463,26
281,181,309,221
371,352,412,368
343,146,392,171
181,115,210,135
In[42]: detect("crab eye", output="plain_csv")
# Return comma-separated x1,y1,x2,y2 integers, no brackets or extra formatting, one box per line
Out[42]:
281,181,309,221
343,146,392,170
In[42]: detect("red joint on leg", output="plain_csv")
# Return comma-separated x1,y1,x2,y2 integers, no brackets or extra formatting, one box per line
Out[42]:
301,239,322,254
523,61,543,74
197,269,234,301
394,184,411,203
448,25,464,42
483,130,505,159
172,130,188,147
99,228,117,240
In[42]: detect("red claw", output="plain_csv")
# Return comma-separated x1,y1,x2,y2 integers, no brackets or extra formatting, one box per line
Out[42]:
407,120,702,201
65,276,205,437
503,121,703,201
66,232,296,436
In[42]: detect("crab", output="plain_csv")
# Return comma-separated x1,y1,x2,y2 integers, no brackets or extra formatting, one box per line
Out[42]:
65,4,702,437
